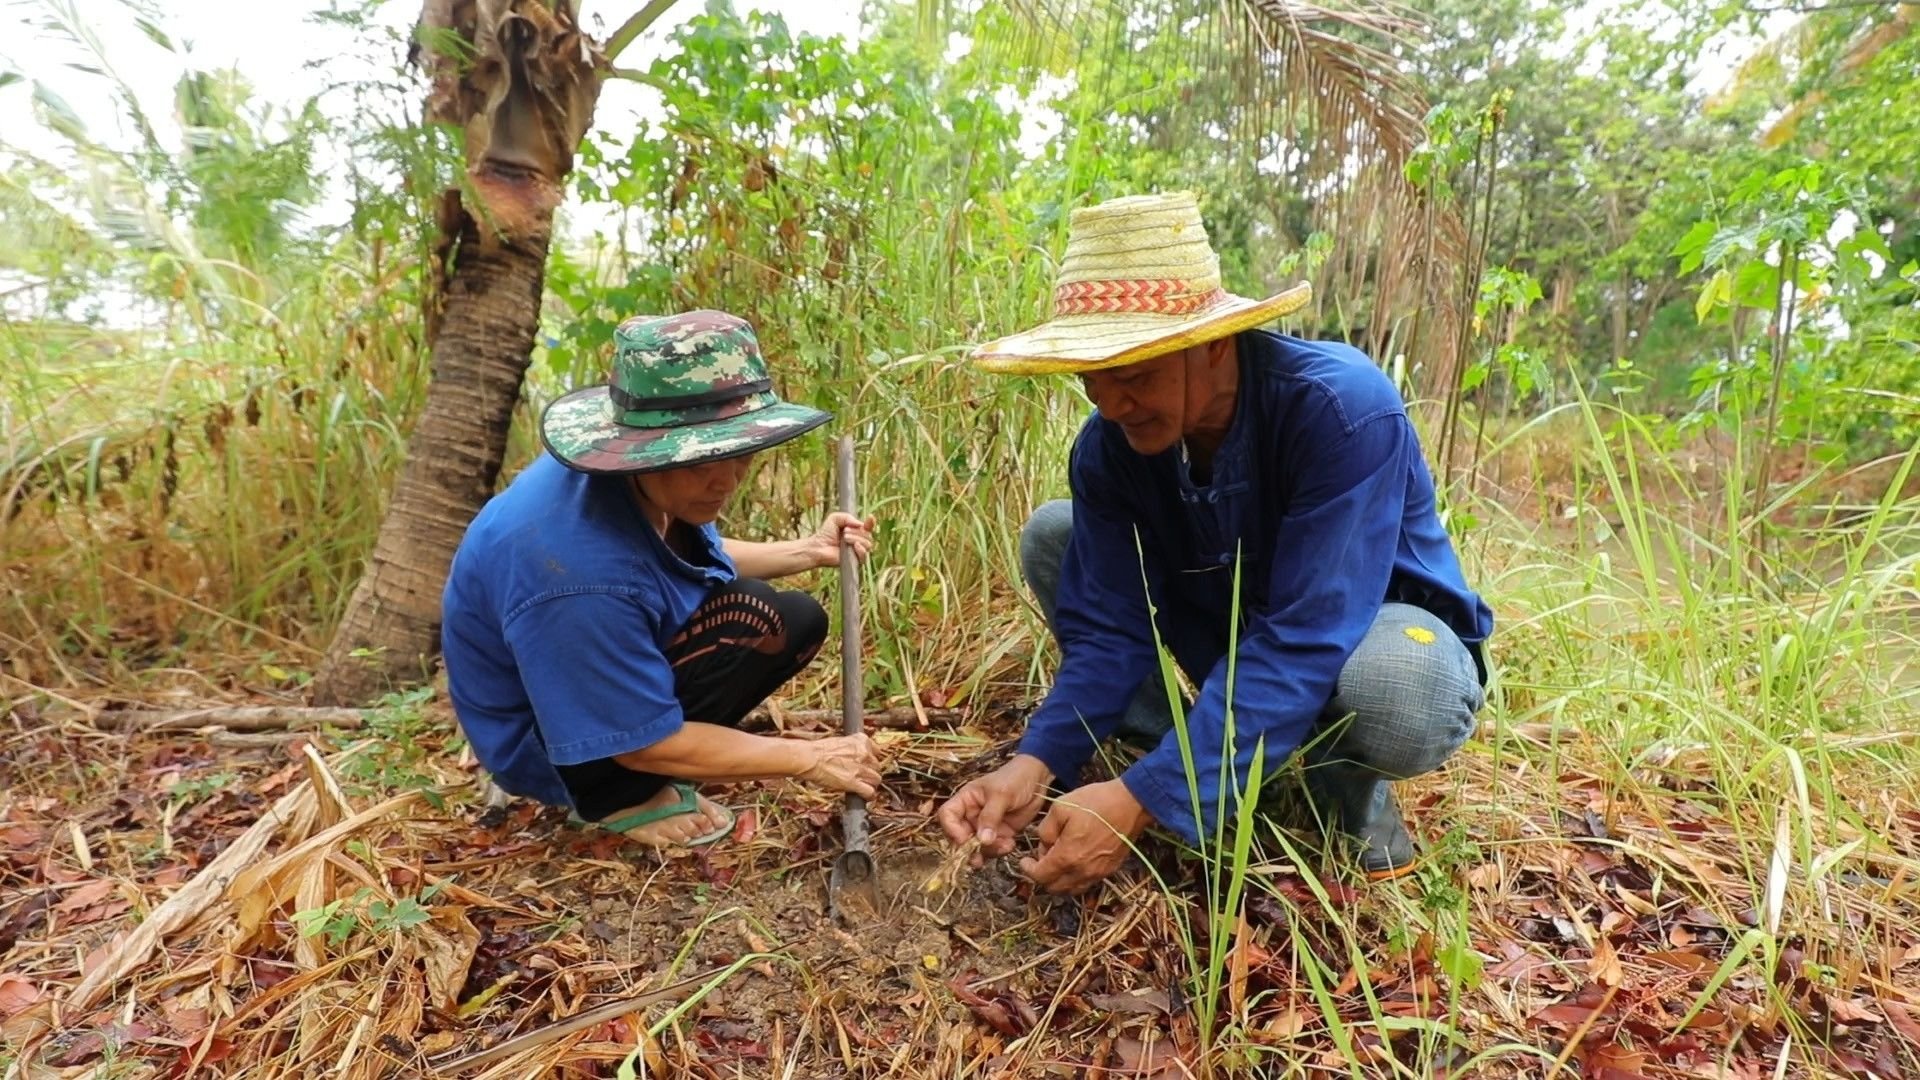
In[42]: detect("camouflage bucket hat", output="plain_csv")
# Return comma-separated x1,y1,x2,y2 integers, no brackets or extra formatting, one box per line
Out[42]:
541,310,831,474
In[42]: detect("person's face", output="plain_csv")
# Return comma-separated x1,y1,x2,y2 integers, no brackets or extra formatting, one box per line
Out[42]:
635,453,755,525
1078,342,1215,455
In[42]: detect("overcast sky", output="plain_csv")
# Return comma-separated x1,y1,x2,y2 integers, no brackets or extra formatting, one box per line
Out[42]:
3,0,1783,243
3,1,867,144
0,0,868,235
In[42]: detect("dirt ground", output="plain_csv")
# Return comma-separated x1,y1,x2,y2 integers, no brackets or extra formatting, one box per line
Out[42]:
0,701,1233,1077
4,691,1919,1078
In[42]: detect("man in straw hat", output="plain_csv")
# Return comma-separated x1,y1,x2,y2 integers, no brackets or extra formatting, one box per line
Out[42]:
937,193,1492,892
442,310,881,849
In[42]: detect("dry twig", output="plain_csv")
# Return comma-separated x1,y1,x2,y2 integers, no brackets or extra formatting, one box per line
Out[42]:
80,702,962,733
430,962,750,1074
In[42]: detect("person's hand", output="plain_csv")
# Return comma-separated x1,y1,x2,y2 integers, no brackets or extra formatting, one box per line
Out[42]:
1019,779,1153,895
805,512,876,569
797,734,881,798
936,755,1051,865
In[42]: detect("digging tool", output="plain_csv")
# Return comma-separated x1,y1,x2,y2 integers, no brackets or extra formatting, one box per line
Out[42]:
827,434,879,922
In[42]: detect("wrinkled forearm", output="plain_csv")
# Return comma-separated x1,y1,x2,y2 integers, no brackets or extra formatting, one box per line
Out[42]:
613,722,814,781
722,538,820,580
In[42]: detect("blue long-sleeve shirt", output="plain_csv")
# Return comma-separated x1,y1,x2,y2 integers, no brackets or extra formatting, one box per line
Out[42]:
1019,330,1493,844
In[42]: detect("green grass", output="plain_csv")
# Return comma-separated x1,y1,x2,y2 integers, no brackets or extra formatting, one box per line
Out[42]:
1176,410,1914,1075
973,390,1920,1077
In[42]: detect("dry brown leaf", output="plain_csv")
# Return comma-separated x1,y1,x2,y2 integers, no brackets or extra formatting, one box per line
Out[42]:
1823,994,1883,1025
1228,909,1252,1016
1644,950,1715,975
1465,861,1502,890
420,906,482,1012
0,974,41,1017
1086,989,1173,1016
1885,1001,1920,1048
1265,1007,1306,1039
1589,936,1624,988
55,879,117,912
81,930,130,976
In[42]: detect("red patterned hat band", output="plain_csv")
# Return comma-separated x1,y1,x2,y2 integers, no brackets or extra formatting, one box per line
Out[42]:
1051,277,1229,317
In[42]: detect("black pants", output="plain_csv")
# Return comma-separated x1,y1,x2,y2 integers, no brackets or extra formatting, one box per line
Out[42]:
556,578,827,821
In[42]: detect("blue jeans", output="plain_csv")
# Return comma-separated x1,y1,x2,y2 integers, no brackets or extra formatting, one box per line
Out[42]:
1019,499,1483,817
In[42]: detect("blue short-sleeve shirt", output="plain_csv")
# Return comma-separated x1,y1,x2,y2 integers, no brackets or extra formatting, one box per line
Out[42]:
440,453,736,807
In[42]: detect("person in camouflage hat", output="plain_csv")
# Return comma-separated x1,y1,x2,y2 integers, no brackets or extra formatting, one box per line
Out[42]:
441,310,880,848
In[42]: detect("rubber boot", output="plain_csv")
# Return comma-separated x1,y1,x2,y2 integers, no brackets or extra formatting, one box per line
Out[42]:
1303,764,1417,881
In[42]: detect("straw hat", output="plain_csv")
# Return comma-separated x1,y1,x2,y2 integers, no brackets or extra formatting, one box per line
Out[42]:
970,191,1312,375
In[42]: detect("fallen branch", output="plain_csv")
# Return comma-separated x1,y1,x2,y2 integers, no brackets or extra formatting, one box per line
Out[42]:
85,703,963,734
90,706,370,732
208,731,321,748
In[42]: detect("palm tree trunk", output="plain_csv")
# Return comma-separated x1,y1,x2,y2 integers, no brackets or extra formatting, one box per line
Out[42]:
310,0,615,705
311,176,557,704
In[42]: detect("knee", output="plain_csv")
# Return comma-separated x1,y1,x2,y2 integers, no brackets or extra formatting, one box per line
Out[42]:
775,590,829,659
1018,499,1073,594
1330,605,1484,779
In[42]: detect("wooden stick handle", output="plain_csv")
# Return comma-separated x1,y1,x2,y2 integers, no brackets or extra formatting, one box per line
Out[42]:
834,436,867,833
835,435,863,741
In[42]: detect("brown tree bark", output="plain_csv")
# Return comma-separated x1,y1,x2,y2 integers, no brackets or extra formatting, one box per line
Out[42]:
311,177,556,703
311,0,608,705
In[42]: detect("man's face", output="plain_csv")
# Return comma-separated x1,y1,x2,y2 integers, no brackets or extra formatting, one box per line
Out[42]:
635,453,755,526
1078,345,1205,455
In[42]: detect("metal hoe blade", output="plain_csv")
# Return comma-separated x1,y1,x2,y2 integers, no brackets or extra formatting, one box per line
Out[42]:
827,435,879,923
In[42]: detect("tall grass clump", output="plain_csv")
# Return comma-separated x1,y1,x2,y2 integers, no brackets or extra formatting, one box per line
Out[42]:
1,248,430,690
1,4,456,691
531,7,1096,709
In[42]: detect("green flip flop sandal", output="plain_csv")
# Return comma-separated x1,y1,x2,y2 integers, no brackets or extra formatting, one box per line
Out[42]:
571,782,736,848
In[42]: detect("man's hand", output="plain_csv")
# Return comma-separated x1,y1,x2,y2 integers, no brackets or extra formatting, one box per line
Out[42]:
805,512,876,569
1019,779,1153,895
936,755,1051,865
